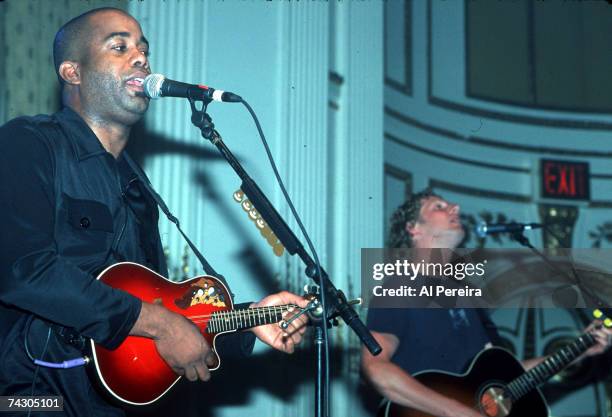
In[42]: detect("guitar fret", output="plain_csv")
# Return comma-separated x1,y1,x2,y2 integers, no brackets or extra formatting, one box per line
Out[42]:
534,363,547,381
515,376,526,395
558,348,569,364
209,315,216,333
505,381,516,400
203,304,296,334
510,382,521,401
515,381,524,398
523,372,534,392
568,342,578,358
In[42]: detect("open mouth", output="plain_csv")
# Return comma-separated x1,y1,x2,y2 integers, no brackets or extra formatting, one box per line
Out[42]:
126,77,145,90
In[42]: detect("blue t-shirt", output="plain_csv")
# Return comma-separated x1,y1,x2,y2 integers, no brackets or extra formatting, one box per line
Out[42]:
367,308,495,375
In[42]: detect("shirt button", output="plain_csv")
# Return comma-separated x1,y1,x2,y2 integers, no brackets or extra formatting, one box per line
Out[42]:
80,217,91,228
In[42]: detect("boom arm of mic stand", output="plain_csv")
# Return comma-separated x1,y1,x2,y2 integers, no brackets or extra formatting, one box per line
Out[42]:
192,113,381,356
512,232,612,313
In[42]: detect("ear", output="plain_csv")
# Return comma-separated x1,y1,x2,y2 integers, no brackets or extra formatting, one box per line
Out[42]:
58,61,81,85
405,222,420,240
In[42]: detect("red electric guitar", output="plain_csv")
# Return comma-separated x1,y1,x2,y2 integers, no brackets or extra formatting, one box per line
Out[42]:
89,262,299,406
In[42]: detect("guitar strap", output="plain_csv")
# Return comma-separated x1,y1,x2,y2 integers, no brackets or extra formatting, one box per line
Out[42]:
475,308,502,346
123,154,231,290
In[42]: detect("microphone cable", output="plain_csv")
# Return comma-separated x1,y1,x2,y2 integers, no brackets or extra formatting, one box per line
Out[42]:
239,99,330,417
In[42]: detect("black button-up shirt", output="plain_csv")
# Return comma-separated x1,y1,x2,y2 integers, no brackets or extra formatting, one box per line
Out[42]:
0,107,166,415
0,107,157,348
0,107,255,416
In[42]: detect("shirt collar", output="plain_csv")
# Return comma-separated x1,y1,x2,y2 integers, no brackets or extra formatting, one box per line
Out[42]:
55,107,109,161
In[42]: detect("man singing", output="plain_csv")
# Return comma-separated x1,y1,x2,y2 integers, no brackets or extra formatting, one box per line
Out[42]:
0,8,307,416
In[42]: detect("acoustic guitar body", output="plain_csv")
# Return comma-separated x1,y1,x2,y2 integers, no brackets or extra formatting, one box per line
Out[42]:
90,262,234,405
380,348,549,417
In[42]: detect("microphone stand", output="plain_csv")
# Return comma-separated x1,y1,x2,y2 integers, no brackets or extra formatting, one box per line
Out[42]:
188,99,382,417
509,231,611,313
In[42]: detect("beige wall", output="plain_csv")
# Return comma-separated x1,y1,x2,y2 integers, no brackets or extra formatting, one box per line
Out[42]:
0,0,127,122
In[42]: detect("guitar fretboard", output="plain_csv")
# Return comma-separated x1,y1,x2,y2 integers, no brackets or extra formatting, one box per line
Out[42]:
203,304,298,333
506,332,596,400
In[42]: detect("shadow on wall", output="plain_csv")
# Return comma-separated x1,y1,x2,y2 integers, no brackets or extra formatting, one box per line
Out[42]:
127,120,281,294
125,122,381,417
125,344,366,417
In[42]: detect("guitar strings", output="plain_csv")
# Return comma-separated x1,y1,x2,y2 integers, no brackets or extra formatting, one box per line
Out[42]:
185,304,298,320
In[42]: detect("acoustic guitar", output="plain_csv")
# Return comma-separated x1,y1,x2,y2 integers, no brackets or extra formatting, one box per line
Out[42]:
379,320,605,417
90,262,298,406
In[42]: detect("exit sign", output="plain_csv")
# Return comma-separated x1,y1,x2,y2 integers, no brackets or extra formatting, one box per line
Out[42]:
541,159,590,200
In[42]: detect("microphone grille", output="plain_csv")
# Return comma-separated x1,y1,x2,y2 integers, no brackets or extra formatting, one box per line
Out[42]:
143,73,165,99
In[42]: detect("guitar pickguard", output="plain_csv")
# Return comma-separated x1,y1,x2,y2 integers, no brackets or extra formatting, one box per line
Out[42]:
174,278,227,309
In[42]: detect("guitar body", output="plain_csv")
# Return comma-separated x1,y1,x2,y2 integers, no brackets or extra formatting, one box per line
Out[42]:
380,348,549,417
90,262,234,405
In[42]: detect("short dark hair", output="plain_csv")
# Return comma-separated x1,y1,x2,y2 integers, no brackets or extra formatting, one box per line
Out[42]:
53,7,126,85
387,188,441,248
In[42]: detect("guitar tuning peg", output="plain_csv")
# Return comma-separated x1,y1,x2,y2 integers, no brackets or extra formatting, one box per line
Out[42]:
272,242,285,257
233,189,245,202
231,191,286,258
265,230,278,245
248,208,259,220
241,199,253,211
255,218,266,230
260,226,273,239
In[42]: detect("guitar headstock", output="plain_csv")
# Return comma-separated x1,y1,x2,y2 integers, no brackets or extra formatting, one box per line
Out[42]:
233,188,286,257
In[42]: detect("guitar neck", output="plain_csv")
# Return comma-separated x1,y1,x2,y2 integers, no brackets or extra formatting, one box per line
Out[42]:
203,304,298,333
506,332,596,400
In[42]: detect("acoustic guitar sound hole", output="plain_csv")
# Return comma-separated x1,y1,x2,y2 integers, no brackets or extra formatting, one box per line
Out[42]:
479,385,512,417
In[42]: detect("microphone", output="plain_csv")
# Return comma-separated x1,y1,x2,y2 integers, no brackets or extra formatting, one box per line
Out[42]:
143,73,242,103
475,221,543,238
